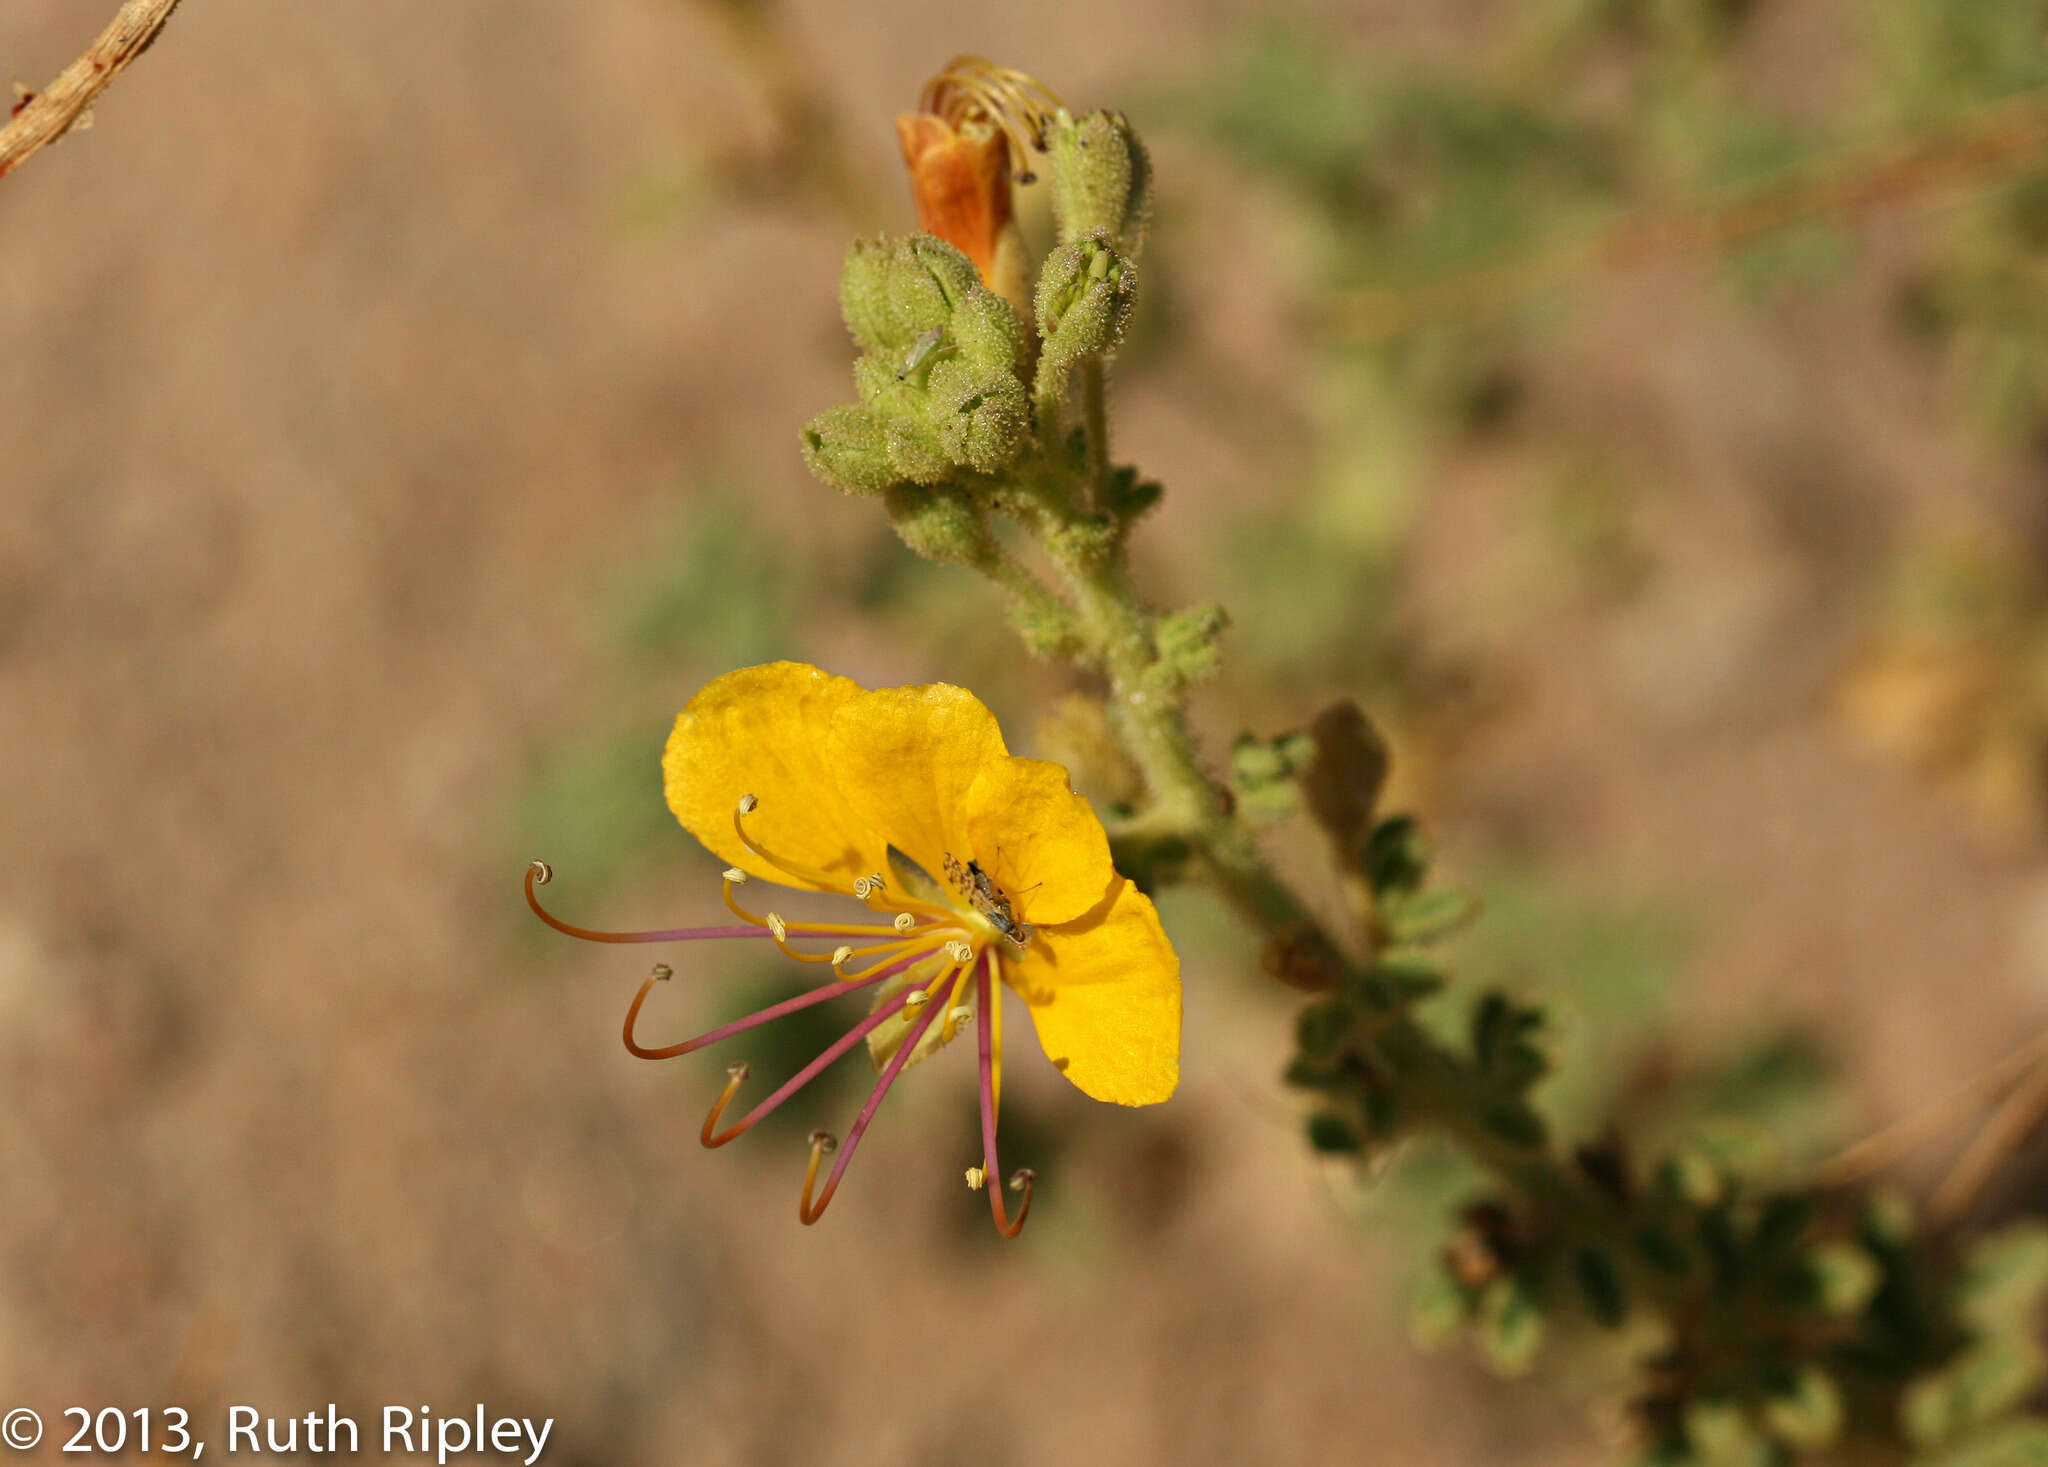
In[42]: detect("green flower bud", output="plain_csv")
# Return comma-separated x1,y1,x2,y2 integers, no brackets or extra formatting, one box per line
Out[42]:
884,482,992,565
925,360,1029,473
1046,109,1153,258
798,404,897,496
1035,237,1137,370
838,235,985,355
949,283,1026,375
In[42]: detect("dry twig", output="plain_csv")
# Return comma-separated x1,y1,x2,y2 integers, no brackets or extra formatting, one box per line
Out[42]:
0,0,182,183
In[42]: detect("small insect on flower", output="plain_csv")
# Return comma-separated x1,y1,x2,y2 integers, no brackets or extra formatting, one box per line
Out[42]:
940,851,1037,950
527,662,1180,1236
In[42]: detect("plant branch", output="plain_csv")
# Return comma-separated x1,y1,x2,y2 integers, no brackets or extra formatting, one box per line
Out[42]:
0,0,182,183
1334,84,2048,341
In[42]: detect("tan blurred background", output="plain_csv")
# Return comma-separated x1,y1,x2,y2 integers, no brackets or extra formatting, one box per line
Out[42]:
9,1,2048,1462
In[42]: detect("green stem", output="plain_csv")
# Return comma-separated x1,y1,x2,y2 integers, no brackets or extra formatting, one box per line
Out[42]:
1054,549,1331,945
1079,359,1111,510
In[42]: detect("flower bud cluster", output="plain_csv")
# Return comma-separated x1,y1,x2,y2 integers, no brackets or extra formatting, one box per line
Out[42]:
801,235,1029,496
800,107,1155,569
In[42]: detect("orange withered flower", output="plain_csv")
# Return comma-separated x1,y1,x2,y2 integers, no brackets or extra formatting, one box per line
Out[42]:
896,57,1062,316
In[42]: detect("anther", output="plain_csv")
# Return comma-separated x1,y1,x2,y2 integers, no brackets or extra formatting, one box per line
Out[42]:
894,912,916,932
948,941,974,963
831,945,854,966
853,877,876,898
965,1166,987,1190
1009,1168,1035,1191
650,963,673,983
948,1006,973,1028
767,913,788,941
808,1129,839,1155
903,988,930,1010
723,867,749,884
737,794,759,815
726,1061,750,1082
528,859,553,885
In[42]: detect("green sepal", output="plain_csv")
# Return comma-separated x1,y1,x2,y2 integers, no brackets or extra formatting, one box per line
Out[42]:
1036,236,1138,369
799,404,898,496
925,359,1030,473
838,235,984,356
884,482,993,566
1046,109,1153,257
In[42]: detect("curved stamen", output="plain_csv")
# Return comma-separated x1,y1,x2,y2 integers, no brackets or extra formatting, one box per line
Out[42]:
731,799,958,924
919,56,1065,179
527,862,766,944
976,954,1034,1238
720,870,917,938
830,934,969,983
700,978,932,1147
762,913,930,969
623,946,935,1060
799,964,963,1225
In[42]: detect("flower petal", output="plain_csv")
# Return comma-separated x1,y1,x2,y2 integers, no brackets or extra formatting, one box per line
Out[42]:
828,682,1007,888
663,662,880,889
1010,881,1180,1106
965,756,1117,927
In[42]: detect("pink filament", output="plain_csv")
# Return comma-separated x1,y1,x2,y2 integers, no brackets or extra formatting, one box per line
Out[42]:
800,968,955,1224
976,953,1032,1238
625,946,936,1060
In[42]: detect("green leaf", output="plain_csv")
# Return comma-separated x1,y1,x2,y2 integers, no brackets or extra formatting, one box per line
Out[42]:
1409,1265,1470,1351
1956,1224,2048,1334
1361,815,1429,895
1762,1367,1843,1452
1572,1245,1627,1328
1804,1241,1883,1317
1476,1276,1545,1377
1306,1110,1365,1153
1385,886,1482,945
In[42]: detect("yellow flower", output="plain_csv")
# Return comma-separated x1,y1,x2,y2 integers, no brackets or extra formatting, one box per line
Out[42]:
528,661,1180,1236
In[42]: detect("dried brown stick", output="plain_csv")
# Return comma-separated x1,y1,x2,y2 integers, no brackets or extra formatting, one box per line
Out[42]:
0,0,183,183
1815,1025,2048,1190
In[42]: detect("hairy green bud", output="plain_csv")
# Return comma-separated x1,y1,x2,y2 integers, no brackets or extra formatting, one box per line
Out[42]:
798,404,896,496
827,234,1031,483
884,482,992,566
1046,110,1153,258
925,360,1029,473
838,235,985,356
1036,237,1137,371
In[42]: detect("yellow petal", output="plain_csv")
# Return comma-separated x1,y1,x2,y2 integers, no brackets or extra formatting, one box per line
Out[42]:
1010,881,1180,1106
828,682,1007,888
965,756,1116,926
663,662,880,889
